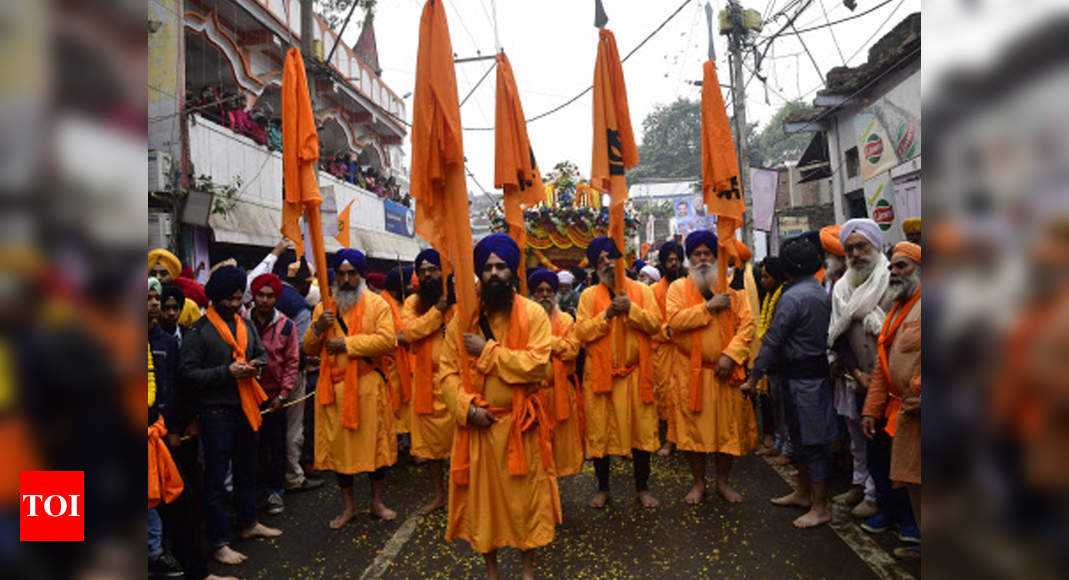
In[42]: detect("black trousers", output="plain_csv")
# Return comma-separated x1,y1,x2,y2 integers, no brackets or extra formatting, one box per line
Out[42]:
336,468,386,488
160,438,208,580
593,450,651,492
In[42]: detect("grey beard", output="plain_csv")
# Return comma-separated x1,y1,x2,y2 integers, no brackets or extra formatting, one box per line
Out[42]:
598,267,614,285
689,263,717,295
887,271,920,302
846,251,878,287
538,297,557,315
334,282,364,314
824,256,846,280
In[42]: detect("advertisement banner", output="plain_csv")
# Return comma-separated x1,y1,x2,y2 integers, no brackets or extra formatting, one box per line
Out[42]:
750,167,777,231
863,172,898,239
855,112,899,182
384,200,415,237
778,215,809,239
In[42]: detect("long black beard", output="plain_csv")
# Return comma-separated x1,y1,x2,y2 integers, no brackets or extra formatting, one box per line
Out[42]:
663,266,684,282
417,278,443,306
482,279,514,312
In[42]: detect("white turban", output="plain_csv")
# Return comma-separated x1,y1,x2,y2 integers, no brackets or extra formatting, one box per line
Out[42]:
839,218,883,250
557,270,575,285
640,265,661,282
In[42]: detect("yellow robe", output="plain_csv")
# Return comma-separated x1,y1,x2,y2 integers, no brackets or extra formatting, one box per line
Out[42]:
666,279,757,455
384,296,412,434
304,294,397,474
574,282,663,457
652,278,675,425
545,310,584,477
439,296,559,553
402,294,456,459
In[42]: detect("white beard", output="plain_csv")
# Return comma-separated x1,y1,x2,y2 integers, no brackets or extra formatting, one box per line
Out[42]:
334,281,365,314
846,249,879,287
887,270,920,303
689,262,718,295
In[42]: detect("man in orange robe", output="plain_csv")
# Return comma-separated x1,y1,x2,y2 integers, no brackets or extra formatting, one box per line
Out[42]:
439,234,558,580
653,240,686,456
303,249,397,527
528,268,584,477
862,242,922,559
667,231,757,504
402,248,456,514
575,236,663,509
383,265,415,437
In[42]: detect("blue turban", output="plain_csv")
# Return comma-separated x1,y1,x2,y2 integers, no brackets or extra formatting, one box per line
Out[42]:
334,248,367,277
586,236,622,265
414,248,441,270
527,268,559,293
658,240,684,267
384,265,414,294
474,233,520,273
685,230,718,258
631,259,647,271
205,265,247,303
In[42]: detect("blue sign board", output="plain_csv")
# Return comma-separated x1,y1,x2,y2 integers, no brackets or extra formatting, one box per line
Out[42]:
384,200,415,237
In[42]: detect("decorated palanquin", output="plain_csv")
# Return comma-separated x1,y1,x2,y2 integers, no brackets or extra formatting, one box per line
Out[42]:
487,161,639,271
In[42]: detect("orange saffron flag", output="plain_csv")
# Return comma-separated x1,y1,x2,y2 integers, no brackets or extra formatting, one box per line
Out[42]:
281,47,321,260
410,0,476,332
334,199,353,249
592,28,638,294
494,51,544,294
700,59,744,293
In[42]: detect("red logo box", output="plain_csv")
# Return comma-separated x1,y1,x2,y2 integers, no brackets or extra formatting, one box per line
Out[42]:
20,471,84,542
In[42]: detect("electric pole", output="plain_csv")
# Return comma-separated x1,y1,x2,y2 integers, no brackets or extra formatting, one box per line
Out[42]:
301,0,315,58
727,0,753,246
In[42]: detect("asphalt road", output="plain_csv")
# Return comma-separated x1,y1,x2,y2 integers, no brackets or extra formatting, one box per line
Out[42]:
201,443,920,579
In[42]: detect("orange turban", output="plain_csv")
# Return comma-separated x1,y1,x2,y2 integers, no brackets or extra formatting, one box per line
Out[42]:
892,241,922,264
819,226,844,257
732,239,752,263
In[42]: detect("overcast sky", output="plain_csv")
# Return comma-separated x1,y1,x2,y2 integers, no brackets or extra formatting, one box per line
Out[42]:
347,0,921,198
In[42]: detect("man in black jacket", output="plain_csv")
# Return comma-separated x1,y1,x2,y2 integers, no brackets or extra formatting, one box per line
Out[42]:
180,265,279,566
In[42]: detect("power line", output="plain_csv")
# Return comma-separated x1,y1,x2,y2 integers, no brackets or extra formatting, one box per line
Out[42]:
817,0,847,65
761,0,895,40
843,0,906,65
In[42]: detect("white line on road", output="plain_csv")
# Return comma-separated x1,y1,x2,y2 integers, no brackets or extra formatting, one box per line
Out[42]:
359,512,423,580
763,456,916,580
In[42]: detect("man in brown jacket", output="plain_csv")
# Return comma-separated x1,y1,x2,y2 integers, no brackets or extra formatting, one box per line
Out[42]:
863,242,922,560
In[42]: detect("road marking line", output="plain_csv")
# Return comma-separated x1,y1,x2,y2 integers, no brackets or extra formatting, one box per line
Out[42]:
762,456,915,580
359,512,423,580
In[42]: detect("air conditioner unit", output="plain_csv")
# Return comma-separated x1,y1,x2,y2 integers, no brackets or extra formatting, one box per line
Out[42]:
148,211,173,250
149,150,172,192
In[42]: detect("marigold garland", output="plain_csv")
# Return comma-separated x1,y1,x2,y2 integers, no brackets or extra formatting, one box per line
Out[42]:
757,284,784,339
147,343,157,408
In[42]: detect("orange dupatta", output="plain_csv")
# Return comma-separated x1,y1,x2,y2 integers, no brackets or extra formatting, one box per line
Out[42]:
550,312,571,422
452,298,551,486
315,296,368,430
588,281,654,404
383,293,412,409
204,307,268,431
680,279,744,412
148,415,184,509
875,285,921,437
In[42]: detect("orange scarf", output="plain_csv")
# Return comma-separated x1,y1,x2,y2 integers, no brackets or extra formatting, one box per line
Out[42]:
383,293,412,409
588,281,654,403
680,279,744,412
876,285,921,437
452,298,550,485
412,302,454,415
204,307,268,431
653,278,670,344
550,312,571,422
316,295,369,430
148,415,184,509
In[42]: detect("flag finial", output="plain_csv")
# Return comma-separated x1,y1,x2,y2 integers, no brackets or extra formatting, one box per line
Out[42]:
594,0,609,29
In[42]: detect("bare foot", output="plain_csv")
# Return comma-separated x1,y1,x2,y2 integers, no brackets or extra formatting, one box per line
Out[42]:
206,575,240,580
371,502,397,521
793,507,832,528
588,491,609,508
413,456,428,464
418,495,446,515
771,454,791,466
329,507,358,529
684,481,706,504
755,447,780,457
716,482,743,503
240,522,282,539
788,469,799,478
656,442,672,457
521,566,535,580
637,491,660,508
212,545,247,565
770,491,811,508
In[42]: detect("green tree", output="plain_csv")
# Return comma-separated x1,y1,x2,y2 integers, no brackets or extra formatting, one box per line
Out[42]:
749,100,813,168
316,0,377,30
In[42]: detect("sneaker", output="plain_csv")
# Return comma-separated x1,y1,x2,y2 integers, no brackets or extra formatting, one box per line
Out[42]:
893,545,921,561
149,552,183,577
860,512,891,534
286,475,324,492
897,523,921,544
266,492,285,515
833,487,863,506
851,499,879,519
